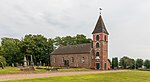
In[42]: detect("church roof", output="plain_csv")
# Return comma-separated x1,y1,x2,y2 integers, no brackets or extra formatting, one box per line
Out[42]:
92,15,109,34
51,43,91,55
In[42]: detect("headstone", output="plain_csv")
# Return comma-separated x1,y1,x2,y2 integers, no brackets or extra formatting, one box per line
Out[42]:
30,55,34,66
23,55,27,67
15,63,18,67
43,63,45,66
12,63,14,67
40,61,42,66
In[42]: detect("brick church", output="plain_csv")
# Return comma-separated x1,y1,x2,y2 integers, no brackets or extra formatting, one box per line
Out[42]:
50,14,110,70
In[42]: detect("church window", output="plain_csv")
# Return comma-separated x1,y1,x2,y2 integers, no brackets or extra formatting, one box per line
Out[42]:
71,57,74,63
92,55,94,59
54,58,56,63
96,43,99,48
96,35,99,41
62,57,65,63
82,57,85,63
104,35,107,41
96,52,100,56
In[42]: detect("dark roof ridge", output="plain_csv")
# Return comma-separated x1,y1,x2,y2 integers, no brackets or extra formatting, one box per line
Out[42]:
60,43,91,48
51,43,92,55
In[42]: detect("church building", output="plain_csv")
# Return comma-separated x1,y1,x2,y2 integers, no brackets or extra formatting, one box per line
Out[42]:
50,14,110,70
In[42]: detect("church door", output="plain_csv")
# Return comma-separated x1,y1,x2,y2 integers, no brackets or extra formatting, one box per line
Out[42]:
96,63,100,69
64,60,69,67
104,62,107,70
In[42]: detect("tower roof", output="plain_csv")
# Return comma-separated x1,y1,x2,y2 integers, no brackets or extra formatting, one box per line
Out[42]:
92,15,109,34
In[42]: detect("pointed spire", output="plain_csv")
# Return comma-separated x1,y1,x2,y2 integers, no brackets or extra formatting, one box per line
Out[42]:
92,15,109,35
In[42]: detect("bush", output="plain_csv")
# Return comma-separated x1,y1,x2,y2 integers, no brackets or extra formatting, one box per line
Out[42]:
138,68,150,71
119,56,135,69
0,56,7,69
112,57,118,69
144,60,150,69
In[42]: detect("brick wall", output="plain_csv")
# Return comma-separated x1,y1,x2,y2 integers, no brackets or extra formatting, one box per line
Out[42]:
92,33,110,70
50,53,92,68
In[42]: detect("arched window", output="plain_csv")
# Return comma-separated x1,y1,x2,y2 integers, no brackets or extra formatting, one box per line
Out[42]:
62,57,64,63
104,61,107,70
96,35,99,41
104,35,107,41
71,57,74,63
82,57,85,63
96,52,100,56
54,58,56,63
96,43,99,48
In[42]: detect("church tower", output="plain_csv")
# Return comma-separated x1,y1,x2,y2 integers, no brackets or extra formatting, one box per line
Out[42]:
92,15,110,70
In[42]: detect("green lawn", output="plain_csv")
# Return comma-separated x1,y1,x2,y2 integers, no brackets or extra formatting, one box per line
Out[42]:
0,67,91,74
58,68,91,72
0,67,20,74
0,67,47,74
6,71,150,82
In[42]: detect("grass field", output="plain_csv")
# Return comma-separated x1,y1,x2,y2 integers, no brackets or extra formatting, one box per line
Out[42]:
0,67,20,74
58,68,91,72
0,67,47,74
6,71,150,82
0,67,91,74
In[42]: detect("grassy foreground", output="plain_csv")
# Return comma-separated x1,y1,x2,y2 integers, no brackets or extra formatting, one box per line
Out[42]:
0,67,20,74
6,71,150,82
0,67,91,74
0,67,47,74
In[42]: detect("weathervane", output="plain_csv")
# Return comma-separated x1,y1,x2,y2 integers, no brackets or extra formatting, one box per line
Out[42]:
99,8,102,15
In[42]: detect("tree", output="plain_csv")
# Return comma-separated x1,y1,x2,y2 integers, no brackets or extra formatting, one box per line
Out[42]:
75,34,91,44
0,56,6,69
1,38,22,66
0,46,5,56
119,56,128,69
136,59,143,69
144,60,150,69
62,36,76,46
119,56,135,69
129,59,135,69
47,38,54,65
0,34,91,66
115,57,118,69
112,57,118,69
54,36,63,47
32,34,53,65
20,34,54,66
112,58,115,69
54,34,92,47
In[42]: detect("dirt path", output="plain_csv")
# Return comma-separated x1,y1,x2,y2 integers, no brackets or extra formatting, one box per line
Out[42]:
0,70,128,81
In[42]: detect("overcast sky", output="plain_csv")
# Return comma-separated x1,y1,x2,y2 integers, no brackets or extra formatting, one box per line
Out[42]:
0,0,150,59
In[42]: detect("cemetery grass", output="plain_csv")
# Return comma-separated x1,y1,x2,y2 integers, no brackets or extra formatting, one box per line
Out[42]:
0,67,47,74
6,71,150,82
0,67,91,74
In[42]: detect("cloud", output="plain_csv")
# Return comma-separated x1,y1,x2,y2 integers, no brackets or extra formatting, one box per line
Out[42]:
0,0,150,59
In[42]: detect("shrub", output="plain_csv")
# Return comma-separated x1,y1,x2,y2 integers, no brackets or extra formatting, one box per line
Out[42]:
144,60,150,69
0,56,7,69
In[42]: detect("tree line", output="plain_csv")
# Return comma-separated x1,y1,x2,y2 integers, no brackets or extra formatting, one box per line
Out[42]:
0,34,91,68
0,34,150,70
112,56,150,69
